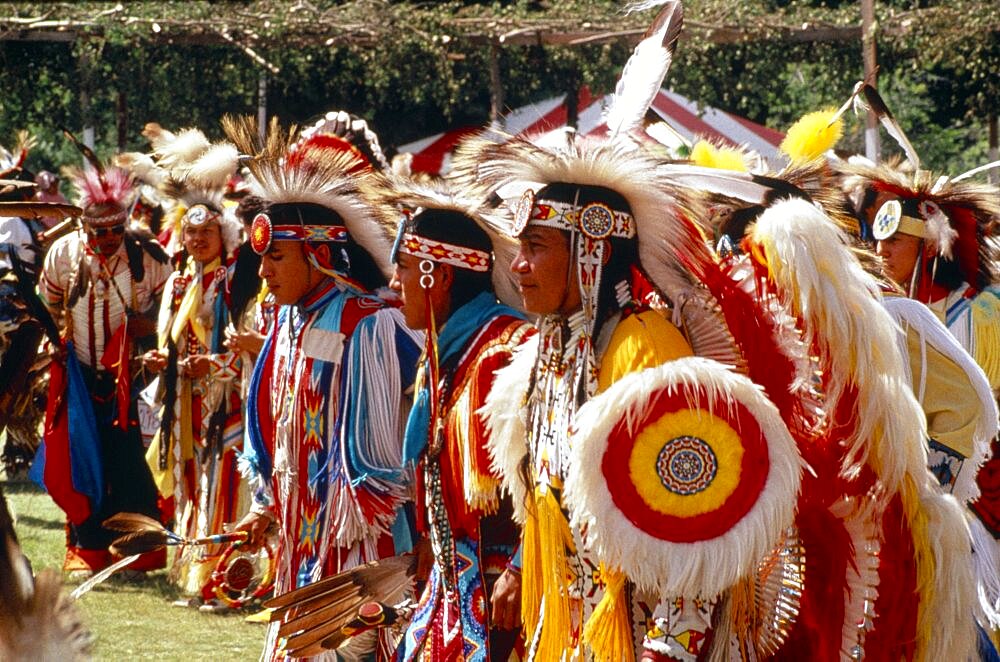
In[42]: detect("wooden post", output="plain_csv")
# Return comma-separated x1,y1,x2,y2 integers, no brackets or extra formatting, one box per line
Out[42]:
861,0,879,161
78,44,95,152
989,113,999,185
489,39,504,129
257,72,268,143
116,90,127,150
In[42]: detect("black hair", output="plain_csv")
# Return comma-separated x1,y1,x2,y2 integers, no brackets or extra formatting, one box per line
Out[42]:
265,201,387,292
408,208,494,311
718,205,765,253
234,194,266,227
534,183,637,339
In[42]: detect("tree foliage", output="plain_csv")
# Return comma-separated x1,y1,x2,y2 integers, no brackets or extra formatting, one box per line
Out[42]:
0,0,996,177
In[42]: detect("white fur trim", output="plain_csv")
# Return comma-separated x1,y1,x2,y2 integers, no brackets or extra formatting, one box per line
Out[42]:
751,198,929,496
970,516,1000,628
187,142,240,191
919,491,978,662
481,333,537,524
564,356,803,597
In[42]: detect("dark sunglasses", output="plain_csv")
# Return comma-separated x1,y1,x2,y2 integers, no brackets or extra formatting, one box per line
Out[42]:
87,224,126,238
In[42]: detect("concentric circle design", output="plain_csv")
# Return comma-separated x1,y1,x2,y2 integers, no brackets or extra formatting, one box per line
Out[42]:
250,212,273,255
657,435,718,495
579,202,615,239
603,390,768,543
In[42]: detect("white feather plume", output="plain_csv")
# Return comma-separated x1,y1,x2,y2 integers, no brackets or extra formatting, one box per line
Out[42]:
114,152,166,187
605,0,683,137
481,334,537,524
186,142,240,191
153,127,211,176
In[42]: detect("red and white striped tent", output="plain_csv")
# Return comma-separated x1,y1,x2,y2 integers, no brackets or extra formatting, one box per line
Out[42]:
397,87,786,175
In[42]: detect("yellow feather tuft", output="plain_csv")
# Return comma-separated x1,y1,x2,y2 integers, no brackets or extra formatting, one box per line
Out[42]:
690,140,750,172
780,109,843,164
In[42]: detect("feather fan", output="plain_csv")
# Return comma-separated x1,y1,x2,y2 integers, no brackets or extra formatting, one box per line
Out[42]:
605,0,683,137
0,201,82,220
263,555,416,658
103,512,245,557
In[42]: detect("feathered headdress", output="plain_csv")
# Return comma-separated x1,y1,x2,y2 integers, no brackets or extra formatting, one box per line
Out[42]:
840,158,1000,295
291,110,390,173
454,130,708,312
223,115,393,279
153,137,242,257
0,130,36,180
151,127,211,179
67,166,134,226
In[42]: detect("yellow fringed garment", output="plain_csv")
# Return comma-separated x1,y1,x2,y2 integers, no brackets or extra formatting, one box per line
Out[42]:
583,566,637,662
522,487,576,658
972,291,1000,391
899,474,935,662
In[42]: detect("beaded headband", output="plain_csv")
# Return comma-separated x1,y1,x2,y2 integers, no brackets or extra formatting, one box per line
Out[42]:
82,208,129,227
398,232,490,273
512,188,636,240
250,212,349,255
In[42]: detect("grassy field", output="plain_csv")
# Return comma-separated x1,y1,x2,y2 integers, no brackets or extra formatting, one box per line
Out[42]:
5,480,266,661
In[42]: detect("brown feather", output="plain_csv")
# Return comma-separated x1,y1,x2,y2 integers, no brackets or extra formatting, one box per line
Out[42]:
103,511,164,533
281,617,350,657
265,572,359,613
108,529,172,556
276,588,363,636
860,84,921,168
266,555,417,657
61,127,104,176
265,555,415,613
0,201,82,220
272,582,363,622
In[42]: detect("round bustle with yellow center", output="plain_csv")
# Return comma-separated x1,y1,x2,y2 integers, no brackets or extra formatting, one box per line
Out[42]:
564,356,802,598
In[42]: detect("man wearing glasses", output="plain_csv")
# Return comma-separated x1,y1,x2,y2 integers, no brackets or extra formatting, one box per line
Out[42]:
38,166,170,576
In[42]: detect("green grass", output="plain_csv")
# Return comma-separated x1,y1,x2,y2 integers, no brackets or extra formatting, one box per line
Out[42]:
5,481,266,661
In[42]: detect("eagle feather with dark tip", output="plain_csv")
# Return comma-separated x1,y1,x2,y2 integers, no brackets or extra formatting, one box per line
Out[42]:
859,84,921,169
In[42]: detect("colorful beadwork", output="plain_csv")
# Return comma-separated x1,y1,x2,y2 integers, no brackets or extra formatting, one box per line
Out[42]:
657,436,718,495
